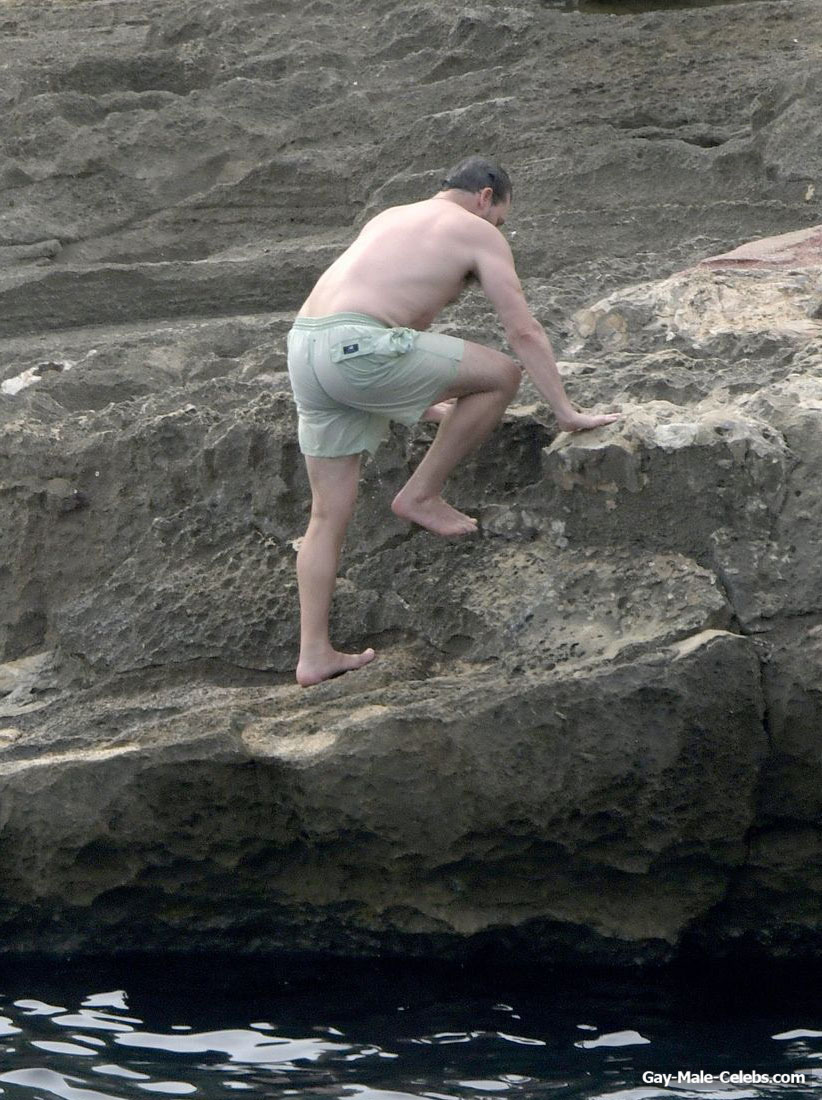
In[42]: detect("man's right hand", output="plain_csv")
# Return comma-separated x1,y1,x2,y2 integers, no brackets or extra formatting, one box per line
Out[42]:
556,410,621,433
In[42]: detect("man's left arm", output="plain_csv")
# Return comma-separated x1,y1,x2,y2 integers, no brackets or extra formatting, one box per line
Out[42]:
475,230,620,431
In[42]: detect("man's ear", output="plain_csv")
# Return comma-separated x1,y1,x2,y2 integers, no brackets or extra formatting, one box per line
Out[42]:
479,186,494,209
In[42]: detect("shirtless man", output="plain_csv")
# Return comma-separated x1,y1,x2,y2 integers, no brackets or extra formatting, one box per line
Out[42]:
287,156,619,687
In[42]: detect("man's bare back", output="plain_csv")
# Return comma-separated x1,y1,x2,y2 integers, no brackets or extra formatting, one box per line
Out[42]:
301,192,616,434
288,157,620,686
299,195,509,332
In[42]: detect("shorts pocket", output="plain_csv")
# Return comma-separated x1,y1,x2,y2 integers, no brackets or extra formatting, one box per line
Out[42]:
330,335,378,363
330,327,416,364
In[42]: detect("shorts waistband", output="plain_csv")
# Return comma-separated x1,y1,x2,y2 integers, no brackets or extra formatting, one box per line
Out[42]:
292,312,390,331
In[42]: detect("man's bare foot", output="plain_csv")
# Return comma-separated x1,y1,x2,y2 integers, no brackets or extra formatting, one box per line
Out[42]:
421,400,456,423
296,646,376,687
392,489,479,537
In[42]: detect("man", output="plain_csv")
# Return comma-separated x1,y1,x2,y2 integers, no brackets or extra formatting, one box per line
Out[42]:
287,156,619,687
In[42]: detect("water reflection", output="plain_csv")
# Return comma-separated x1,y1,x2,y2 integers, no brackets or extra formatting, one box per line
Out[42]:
576,1029,651,1049
0,958,820,1100
2,1070,118,1100
14,1001,67,1015
30,1041,99,1056
114,1026,352,1062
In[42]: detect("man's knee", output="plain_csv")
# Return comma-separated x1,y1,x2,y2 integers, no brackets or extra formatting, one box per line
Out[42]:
305,455,360,528
449,344,522,399
310,492,357,529
497,354,521,399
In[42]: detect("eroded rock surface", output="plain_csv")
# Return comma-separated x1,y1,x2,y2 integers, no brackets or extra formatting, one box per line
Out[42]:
2,0,822,965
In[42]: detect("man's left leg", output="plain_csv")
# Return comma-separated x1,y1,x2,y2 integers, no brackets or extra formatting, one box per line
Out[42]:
421,399,456,423
392,341,521,536
295,453,375,687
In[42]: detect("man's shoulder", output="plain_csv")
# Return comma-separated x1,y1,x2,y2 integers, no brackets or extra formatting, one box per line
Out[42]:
423,200,503,242
454,212,510,258
371,199,506,252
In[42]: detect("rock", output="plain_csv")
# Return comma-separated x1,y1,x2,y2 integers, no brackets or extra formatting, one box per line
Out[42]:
0,652,53,696
758,622,822,827
44,478,85,515
0,239,62,263
1,0,822,966
572,265,822,358
479,503,540,540
710,375,822,627
343,541,731,674
749,68,822,193
687,823,822,962
0,651,58,708
0,630,766,962
0,246,337,339
538,398,789,568
702,224,822,269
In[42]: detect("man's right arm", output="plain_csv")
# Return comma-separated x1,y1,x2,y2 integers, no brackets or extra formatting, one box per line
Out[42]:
474,227,620,432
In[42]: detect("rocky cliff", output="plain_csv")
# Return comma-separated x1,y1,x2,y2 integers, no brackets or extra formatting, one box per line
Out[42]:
1,0,821,965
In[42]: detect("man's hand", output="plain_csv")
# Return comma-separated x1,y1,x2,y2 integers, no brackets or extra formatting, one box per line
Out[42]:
556,410,621,433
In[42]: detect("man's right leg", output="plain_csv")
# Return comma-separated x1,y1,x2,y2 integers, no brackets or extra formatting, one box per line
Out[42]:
392,341,521,537
296,453,376,687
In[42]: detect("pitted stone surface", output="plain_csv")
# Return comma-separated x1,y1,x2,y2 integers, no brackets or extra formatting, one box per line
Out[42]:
0,631,766,962
1,0,822,965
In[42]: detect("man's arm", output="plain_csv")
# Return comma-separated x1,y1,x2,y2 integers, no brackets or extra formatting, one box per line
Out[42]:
474,227,619,432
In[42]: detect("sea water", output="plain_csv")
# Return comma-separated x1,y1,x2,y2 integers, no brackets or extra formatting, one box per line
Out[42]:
0,956,820,1100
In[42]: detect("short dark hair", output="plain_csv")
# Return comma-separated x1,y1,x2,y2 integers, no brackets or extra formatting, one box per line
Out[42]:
440,156,512,204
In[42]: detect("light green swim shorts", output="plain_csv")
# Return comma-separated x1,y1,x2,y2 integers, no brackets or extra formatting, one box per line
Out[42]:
286,312,464,457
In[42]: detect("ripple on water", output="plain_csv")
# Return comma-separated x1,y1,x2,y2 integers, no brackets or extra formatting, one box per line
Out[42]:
113,1025,352,1063
0,959,821,1100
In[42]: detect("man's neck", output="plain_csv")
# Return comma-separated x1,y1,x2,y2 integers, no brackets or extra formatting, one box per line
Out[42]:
433,190,479,214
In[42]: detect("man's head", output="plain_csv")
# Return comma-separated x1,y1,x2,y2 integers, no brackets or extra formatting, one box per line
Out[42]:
439,156,512,226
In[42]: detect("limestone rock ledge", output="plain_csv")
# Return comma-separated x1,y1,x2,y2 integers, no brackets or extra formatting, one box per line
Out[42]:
0,630,765,964
3,0,822,965
2,262,822,967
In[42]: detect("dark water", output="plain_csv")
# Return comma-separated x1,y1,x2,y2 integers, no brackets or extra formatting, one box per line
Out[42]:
0,956,820,1100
